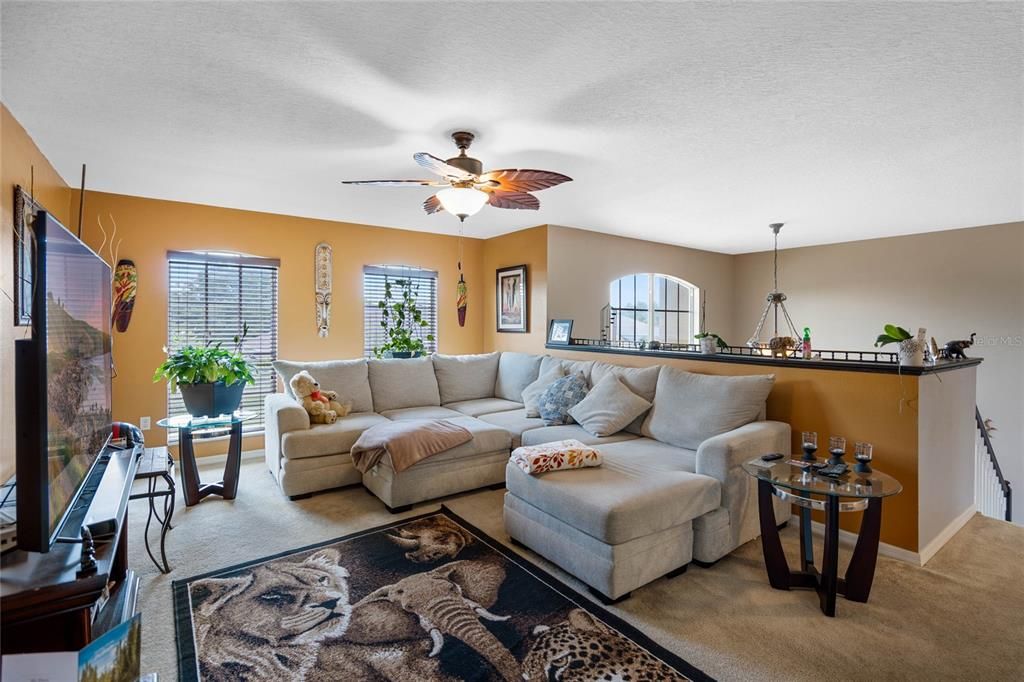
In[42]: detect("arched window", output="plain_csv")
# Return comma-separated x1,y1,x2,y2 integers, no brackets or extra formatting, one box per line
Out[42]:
607,273,698,344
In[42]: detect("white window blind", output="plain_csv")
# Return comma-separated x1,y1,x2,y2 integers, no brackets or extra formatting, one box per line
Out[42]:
166,251,279,432
363,265,438,358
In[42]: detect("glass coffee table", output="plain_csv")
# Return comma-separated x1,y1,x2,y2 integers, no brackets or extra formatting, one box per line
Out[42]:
157,412,256,507
742,457,902,616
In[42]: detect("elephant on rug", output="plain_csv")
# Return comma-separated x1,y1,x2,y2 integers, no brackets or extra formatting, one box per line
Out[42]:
335,559,520,681
386,515,475,563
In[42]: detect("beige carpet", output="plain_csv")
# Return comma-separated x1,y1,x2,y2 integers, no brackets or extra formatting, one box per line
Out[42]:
129,456,1024,681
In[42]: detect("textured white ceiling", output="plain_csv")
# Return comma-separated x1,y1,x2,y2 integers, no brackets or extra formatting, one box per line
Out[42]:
2,1,1021,253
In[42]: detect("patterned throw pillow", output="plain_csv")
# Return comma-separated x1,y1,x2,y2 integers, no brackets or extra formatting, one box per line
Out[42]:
537,372,589,426
511,439,602,475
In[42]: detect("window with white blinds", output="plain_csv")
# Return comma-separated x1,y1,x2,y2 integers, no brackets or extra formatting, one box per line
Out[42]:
363,265,438,358
166,251,279,432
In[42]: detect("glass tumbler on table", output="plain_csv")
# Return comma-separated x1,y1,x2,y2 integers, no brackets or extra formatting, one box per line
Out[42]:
854,442,874,474
828,436,846,465
801,431,819,461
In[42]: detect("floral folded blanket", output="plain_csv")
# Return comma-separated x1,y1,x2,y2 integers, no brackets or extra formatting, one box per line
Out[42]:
510,439,603,475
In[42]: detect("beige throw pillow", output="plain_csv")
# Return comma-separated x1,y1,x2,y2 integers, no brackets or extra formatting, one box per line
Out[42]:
569,375,652,437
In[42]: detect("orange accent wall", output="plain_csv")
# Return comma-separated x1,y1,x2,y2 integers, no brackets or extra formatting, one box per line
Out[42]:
1,104,74,481
544,349,921,551
68,190,485,455
482,225,548,353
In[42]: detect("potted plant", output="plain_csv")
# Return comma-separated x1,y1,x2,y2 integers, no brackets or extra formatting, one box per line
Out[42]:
153,325,255,417
373,278,435,359
694,332,728,354
874,324,926,366
694,298,727,353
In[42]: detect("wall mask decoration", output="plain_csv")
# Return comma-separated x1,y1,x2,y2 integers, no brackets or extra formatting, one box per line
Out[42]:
456,223,467,327
315,242,332,337
496,264,528,333
111,260,138,332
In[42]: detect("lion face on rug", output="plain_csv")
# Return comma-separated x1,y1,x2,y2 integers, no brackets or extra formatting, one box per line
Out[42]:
522,608,685,682
190,548,351,681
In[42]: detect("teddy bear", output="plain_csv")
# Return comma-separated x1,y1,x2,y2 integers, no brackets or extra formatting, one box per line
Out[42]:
289,370,352,425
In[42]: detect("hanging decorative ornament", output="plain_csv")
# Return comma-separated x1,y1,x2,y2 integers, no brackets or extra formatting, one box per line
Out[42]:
111,259,137,332
456,223,468,327
315,242,332,337
747,223,802,357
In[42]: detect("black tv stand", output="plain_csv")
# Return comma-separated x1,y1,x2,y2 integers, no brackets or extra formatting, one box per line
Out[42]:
0,445,142,654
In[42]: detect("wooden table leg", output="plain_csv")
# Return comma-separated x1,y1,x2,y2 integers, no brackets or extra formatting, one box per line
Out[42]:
222,419,242,500
818,495,840,617
841,497,883,602
758,478,792,590
799,505,814,572
178,428,202,507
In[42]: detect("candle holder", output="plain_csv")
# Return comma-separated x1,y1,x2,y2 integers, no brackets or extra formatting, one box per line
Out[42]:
854,442,873,474
801,431,818,461
828,436,846,465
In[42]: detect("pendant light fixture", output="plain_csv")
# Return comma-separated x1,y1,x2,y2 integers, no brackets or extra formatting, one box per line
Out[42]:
747,222,802,356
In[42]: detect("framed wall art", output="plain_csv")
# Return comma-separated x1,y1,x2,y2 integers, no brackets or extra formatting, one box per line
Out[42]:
496,264,528,333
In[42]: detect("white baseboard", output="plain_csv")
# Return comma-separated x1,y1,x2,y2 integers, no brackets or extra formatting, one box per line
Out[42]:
918,504,976,565
789,514,921,565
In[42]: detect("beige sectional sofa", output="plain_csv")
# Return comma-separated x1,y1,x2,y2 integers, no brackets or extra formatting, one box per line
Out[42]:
265,351,790,602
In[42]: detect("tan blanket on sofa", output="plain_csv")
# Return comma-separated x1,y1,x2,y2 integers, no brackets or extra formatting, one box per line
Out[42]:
351,419,473,474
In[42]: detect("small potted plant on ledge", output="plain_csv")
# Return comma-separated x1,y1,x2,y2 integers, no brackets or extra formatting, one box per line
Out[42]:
153,324,255,417
694,331,728,354
694,299,728,354
373,278,435,359
874,324,927,366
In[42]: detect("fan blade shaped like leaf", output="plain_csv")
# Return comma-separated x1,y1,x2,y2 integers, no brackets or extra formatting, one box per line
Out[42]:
413,153,476,181
480,169,572,193
487,190,540,210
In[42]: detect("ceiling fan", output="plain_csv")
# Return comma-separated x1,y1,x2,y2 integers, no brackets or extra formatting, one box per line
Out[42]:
342,131,572,222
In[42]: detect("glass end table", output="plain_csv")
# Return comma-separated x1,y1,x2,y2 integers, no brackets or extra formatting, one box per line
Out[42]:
742,457,903,617
157,412,256,506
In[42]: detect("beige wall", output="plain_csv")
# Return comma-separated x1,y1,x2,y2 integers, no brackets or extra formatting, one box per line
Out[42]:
733,223,1024,520
546,225,737,343
1,104,73,481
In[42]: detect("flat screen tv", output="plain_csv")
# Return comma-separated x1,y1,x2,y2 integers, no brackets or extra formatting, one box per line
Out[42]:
16,211,113,552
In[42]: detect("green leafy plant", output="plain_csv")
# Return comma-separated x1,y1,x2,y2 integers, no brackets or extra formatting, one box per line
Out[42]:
695,332,729,350
373,278,435,358
153,324,255,391
874,324,913,348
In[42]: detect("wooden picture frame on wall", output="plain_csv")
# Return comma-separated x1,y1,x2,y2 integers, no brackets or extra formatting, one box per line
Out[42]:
13,185,40,326
496,264,528,333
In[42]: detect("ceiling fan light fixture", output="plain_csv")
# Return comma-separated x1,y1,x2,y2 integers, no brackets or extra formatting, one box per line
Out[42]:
437,187,488,221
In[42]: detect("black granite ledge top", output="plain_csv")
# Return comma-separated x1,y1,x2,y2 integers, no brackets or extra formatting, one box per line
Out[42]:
545,343,983,376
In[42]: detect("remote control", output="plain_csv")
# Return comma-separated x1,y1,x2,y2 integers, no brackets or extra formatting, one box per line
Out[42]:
761,453,785,461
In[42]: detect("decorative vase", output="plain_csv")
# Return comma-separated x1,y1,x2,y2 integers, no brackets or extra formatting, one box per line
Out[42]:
699,337,717,354
898,339,924,367
179,381,245,418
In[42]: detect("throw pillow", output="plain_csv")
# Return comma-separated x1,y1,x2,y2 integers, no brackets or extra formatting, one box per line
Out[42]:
431,352,500,403
569,375,652,437
537,372,589,426
521,365,567,417
588,363,660,434
642,367,775,449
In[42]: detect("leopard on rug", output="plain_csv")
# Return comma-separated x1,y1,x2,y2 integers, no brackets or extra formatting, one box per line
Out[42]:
173,507,710,681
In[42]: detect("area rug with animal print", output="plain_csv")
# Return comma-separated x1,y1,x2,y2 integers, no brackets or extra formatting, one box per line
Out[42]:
172,506,712,681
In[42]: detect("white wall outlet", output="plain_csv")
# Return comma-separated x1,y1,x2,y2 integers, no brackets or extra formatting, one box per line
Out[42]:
139,416,151,430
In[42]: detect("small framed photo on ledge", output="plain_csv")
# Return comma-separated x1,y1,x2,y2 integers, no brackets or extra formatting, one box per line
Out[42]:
547,319,574,345
496,264,528,333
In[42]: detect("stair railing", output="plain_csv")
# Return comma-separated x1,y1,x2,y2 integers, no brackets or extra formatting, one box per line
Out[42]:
975,407,1012,522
